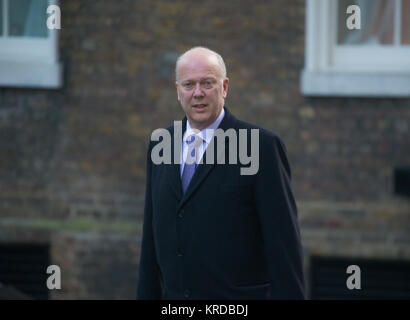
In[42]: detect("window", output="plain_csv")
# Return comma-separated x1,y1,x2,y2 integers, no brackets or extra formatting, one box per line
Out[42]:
301,0,410,97
394,166,410,198
0,0,62,89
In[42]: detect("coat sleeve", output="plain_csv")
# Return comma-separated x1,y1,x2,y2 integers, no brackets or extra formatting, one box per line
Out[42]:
136,142,163,299
254,133,306,299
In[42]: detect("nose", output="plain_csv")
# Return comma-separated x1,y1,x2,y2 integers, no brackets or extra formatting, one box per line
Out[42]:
193,83,204,98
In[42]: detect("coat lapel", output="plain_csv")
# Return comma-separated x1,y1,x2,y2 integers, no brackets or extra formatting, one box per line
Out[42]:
166,118,186,200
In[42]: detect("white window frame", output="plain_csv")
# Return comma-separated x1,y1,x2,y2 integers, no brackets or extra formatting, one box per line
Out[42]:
0,0,62,89
301,0,410,97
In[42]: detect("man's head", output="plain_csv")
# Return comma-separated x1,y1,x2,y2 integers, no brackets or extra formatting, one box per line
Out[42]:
175,47,229,130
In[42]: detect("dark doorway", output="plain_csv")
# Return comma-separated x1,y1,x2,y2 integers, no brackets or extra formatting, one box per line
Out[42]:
310,255,410,299
0,243,50,300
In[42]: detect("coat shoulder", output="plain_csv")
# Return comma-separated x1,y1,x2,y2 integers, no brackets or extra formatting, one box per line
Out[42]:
233,117,284,146
233,116,290,175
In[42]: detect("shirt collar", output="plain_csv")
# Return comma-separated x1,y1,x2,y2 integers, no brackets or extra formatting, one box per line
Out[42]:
183,107,225,144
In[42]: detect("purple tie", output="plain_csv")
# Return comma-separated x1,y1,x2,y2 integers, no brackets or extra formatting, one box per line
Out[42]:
182,135,200,193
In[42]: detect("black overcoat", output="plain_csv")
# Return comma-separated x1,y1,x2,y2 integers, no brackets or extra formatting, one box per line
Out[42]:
137,108,306,299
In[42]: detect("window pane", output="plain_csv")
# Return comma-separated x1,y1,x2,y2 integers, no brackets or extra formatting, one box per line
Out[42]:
9,0,48,37
338,0,394,45
402,0,410,44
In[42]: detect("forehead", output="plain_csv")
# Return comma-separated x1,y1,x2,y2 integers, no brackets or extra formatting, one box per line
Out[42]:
177,55,222,81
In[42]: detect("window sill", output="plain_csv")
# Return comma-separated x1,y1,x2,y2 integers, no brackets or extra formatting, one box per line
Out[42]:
301,69,410,97
0,60,63,89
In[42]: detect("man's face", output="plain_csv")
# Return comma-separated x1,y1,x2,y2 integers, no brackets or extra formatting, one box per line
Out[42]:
176,54,229,130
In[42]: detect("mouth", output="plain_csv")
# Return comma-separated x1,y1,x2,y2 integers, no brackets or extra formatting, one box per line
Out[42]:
192,104,208,112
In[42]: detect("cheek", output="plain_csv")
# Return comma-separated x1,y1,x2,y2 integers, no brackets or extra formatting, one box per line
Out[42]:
209,88,221,99
179,92,188,103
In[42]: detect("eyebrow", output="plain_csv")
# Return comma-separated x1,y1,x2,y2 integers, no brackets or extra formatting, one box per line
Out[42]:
181,77,217,83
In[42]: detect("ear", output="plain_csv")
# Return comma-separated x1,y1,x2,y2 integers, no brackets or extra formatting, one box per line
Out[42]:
222,78,229,98
175,81,181,101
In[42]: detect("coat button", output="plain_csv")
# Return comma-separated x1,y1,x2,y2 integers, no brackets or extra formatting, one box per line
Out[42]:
184,289,190,298
178,209,184,218
177,249,184,257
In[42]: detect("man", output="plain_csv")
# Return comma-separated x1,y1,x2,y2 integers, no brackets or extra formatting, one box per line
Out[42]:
137,47,306,299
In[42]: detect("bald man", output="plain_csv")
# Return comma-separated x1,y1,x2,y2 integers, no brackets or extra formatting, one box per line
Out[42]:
137,47,306,300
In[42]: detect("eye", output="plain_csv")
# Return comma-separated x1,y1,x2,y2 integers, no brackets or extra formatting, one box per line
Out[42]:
183,82,194,89
203,80,213,88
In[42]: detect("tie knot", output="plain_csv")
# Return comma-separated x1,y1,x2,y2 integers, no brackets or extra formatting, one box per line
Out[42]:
186,134,202,146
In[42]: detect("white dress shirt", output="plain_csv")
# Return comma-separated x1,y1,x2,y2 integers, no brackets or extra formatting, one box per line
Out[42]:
180,107,225,176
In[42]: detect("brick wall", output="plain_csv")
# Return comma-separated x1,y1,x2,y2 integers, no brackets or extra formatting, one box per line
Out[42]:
0,0,409,299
